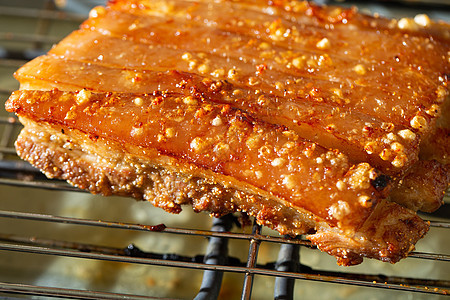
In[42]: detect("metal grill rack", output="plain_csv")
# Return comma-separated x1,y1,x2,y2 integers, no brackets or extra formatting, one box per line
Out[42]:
0,1,449,299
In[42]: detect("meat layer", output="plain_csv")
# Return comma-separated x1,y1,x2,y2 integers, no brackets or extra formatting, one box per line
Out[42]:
13,115,429,266
7,90,389,230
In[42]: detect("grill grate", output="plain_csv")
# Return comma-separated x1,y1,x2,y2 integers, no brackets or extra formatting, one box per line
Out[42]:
0,1,449,299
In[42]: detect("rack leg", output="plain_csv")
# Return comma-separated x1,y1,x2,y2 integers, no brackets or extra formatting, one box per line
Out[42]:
274,238,300,300
194,215,233,300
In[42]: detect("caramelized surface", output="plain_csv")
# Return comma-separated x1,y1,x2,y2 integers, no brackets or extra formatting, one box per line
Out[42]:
15,0,449,174
12,117,428,266
16,53,421,174
7,89,388,230
5,0,447,264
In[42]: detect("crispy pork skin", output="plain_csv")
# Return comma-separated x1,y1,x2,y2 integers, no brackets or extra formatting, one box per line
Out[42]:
5,0,449,264
7,90,389,231
13,0,449,212
6,89,429,265
11,113,428,266
16,0,449,176
308,200,429,266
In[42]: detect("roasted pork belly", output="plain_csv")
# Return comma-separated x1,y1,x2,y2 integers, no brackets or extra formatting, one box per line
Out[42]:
14,0,449,210
21,0,450,174
6,90,428,265
5,0,449,265
7,90,388,231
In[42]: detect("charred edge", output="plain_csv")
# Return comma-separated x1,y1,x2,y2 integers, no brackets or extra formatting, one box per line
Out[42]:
371,174,391,191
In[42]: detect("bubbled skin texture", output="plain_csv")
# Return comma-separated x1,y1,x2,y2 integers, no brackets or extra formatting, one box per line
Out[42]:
6,0,449,265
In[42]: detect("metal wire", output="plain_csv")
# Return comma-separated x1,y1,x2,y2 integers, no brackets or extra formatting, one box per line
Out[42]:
0,207,449,297
0,282,172,300
0,233,449,297
0,1,449,299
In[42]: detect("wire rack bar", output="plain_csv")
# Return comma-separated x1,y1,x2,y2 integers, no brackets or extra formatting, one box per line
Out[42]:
241,224,261,300
0,32,60,45
333,0,450,8
0,88,15,95
429,221,450,228
0,209,448,263
0,147,16,155
0,6,86,22
0,115,16,122
0,177,83,192
0,209,311,247
0,282,175,300
0,241,448,296
0,116,19,124
0,232,449,289
0,58,28,67
407,252,450,261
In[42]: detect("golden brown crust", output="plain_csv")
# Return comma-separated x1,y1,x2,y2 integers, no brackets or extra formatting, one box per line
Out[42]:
7,90,388,230
14,117,428,266
4,0,448,265
13,116,324,235
15,0,450,175
308,200,429,266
